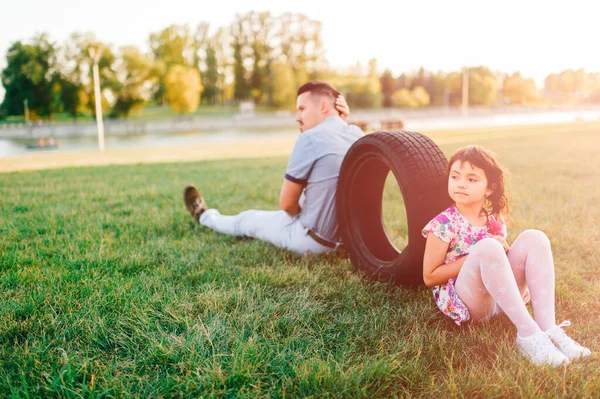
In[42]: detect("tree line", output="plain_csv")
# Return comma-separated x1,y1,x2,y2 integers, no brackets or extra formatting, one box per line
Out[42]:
2,11,599,121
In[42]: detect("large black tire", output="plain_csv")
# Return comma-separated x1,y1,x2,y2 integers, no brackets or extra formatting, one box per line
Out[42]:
337,130,451,286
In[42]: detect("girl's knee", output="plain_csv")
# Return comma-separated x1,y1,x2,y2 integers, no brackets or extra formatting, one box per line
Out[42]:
476,237,505,250
473,238,506,259
519,229,550,248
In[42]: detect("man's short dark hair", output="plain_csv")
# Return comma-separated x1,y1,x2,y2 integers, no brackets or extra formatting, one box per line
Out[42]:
297,81,341,100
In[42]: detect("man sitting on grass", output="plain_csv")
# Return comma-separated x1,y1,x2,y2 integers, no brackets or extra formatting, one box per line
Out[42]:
183,81,363,255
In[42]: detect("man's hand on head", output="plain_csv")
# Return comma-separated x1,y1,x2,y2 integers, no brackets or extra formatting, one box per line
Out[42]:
335,95,350,120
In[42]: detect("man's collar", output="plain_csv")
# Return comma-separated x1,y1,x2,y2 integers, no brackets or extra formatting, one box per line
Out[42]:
318,115,345,127
302,115,346,135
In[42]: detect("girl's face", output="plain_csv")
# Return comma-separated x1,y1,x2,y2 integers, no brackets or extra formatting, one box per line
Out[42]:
448,160,494,208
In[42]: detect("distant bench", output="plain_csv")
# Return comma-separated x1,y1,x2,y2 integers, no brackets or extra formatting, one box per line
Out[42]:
349,118,404,132
349,120,369,131
380,119,404,130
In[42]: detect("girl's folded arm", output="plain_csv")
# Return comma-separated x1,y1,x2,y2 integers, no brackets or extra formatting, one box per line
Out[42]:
422,233,467,288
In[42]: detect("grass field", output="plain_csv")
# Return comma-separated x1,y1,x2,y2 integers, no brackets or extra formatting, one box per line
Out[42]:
1,121,599,397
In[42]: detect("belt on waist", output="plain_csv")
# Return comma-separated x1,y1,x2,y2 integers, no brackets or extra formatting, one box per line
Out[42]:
307,229,337,249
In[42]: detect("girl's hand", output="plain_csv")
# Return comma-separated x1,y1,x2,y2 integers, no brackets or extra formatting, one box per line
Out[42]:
335,95,350,120
493,235,510,253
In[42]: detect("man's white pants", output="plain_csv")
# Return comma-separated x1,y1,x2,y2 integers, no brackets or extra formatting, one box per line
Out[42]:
199,209,333,255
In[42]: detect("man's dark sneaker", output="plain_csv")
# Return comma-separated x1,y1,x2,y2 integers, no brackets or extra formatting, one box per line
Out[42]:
183,184,208,223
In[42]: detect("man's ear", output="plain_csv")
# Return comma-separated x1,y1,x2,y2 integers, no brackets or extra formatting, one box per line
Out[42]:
320,99,330,114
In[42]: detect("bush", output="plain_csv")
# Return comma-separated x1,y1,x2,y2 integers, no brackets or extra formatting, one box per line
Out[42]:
392,87,430,108
392,88,418,108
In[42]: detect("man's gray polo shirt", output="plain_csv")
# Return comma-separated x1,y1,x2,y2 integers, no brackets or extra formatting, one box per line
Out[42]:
284,115,364,243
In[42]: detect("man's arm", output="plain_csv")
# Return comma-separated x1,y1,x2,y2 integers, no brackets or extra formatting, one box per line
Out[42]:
280,179,304,216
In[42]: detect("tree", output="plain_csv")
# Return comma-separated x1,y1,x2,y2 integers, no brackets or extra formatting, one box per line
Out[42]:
1,34,62,119
55,32,88,120
502,73,539,104
574,68,587,96
149,24,194,102
83,41,118,116
294,67,309,89
230,12,275,102
391,86,429,108
335,59,381,109
110,46,159,118
201,44,220,104
164,65,203,113
191,22,217,105
57,76,87,119
392,88,418,108
270,61,296,109
207,27,231,105
246,12,274,103
380,69,395,107
231,30,249,100
410,67,434,95
589,72,600,103
467,66,497,106
396,73,409,90
430,73,448,106
367,59,381,97
59,34,119,117
149,24,194,67
411,86,430,106
444,71,463,106
191,22,210,72
275,13,325,73
544,68,594,101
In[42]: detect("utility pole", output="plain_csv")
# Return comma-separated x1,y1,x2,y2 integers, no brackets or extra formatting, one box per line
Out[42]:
462,68,469,117
24,99,29,124
89,45,105,152
443,86,449,110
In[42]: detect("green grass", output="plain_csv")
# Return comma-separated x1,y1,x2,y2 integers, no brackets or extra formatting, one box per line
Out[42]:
1,122,600,397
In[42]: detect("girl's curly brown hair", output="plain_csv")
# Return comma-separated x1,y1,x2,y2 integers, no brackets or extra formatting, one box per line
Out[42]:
447,145,509,219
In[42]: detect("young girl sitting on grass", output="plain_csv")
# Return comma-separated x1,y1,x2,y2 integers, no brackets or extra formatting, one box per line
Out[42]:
422,145,591,366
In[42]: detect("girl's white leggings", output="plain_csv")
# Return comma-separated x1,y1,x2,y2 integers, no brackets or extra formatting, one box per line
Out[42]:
455,230,556,336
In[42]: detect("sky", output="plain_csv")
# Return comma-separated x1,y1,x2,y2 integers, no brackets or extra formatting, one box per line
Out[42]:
0,0,596,100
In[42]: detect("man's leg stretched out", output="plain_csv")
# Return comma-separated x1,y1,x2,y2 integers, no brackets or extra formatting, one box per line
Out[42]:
183,184,331,255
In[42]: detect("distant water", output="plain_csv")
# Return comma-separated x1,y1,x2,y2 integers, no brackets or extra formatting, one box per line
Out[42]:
0,128,299,158
2,109,599,158
405,109,600,131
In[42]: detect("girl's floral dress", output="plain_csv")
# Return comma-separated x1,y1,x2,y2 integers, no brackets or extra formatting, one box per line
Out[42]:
422,204,525,325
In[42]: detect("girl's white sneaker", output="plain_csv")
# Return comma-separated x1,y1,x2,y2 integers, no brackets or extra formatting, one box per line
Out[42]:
546,321,591,360
516,330,570,367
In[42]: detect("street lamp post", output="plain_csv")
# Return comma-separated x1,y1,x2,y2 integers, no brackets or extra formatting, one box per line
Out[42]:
23,99,29,124
88,46,105,151
462,68,469,117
